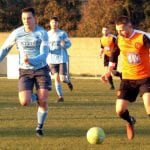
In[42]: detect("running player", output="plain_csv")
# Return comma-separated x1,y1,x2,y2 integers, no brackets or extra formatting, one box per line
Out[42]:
100,27,121,89
100,16,150,140
47,17,73,103
0,7,51,137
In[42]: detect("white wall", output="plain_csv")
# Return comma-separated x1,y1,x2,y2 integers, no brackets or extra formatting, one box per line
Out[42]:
7,55,19,79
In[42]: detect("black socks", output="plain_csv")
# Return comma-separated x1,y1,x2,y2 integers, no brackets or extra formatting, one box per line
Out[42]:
120,109,132,124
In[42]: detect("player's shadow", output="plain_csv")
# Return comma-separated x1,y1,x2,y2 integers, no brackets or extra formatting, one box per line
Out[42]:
46,127,88,137
0,126,150,138
0,127,88,137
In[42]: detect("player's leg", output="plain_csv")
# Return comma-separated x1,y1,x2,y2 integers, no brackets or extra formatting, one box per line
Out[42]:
141,78,150,116
116,80,137,140
59,63,73,91
54,72,64,102
143,93,150,115
116,98,136,140
116,99,130,122
35,65,51,136
19,90,33,106
49,64,64,102
108,75,115,90
36,88,49,137
142,93,150,116
104,55,115,89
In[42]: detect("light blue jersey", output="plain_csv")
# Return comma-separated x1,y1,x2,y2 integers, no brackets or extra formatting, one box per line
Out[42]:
0,25,49,70
47,29,71,64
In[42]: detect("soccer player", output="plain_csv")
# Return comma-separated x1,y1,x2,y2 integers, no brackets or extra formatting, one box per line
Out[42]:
99,27,121,90
0,7,51,137
47,17,73,103
100,16,150,140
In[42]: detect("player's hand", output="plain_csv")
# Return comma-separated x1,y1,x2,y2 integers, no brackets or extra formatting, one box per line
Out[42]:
23,54,29,64
60,40,65,48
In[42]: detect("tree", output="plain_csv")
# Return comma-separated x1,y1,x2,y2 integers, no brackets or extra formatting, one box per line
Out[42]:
0,0,32,31
37,0,81,36
140,1,150,32
77,0,150,37
77,0,122,37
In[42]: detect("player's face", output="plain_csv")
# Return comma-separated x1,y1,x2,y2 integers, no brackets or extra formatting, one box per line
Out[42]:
116,24,131,38
22,12,35,31
102,28,108,36
50,20,58,30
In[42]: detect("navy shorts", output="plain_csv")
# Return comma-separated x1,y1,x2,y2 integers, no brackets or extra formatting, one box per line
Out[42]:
49,63,67,75
117,77,150,102
18,65,52,92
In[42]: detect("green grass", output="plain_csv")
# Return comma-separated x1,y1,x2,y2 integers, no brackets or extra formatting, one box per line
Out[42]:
0,78,150,150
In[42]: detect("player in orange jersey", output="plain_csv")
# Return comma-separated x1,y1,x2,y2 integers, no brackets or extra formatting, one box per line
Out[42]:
100,16,150,140
100,27,122,90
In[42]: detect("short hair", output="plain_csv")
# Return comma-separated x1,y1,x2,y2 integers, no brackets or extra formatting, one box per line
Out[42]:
115,16,131,25
21,7,35,16
50,16,59,22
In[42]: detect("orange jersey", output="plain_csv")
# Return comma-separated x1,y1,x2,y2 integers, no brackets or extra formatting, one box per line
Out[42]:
118,31,149,79
100,35,115,57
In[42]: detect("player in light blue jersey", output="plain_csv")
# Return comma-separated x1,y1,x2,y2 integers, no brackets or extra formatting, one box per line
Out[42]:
47,17,73,102
0,7,51,137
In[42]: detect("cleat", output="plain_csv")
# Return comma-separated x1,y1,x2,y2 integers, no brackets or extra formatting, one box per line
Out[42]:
67,82,73,91
57,97,64,103
126,117,136,140
110,85,115,90
36,129,44,137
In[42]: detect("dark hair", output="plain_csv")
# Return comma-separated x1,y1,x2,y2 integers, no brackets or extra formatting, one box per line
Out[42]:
115,16,131,25
50,16,59,22
21,7,35,16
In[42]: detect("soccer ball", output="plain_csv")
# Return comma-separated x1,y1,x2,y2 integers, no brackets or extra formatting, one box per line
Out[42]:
86,127,105,144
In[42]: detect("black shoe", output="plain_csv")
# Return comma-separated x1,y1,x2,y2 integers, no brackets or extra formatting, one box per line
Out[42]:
110,86,115,90
67,82,73,91
130,116,136,125
57,97,64,103
36,129,44,137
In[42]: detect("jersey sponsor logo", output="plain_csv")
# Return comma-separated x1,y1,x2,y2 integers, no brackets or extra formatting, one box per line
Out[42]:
104,46,110,51
127,52,141,64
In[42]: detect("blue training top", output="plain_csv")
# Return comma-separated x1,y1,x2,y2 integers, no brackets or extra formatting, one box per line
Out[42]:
0,25,49,70
47,29,71,64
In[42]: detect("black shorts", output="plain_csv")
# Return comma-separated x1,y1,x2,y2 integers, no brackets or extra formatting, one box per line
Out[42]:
117,77,150,102
49,63,67,75
18,65,52,92
104,55,109,67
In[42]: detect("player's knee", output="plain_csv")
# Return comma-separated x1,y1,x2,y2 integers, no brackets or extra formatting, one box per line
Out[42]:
60,77,65,82
116,109,124,117
38,100,48,108
19,99,29,106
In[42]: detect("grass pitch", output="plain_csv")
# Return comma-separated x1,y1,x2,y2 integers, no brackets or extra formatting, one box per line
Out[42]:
0,78,150,150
